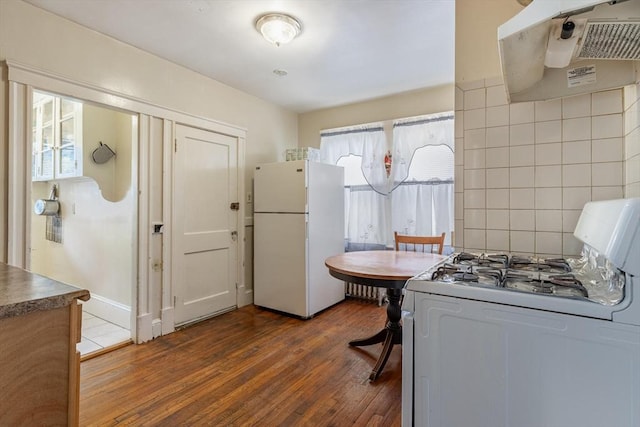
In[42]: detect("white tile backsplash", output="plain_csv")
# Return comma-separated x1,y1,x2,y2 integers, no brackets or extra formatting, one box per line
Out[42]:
486,105,510,127
562,209,581,232
510,102,535,124
455,193,464,220
592,114,623,139
563,164,591,187
464,189,486,209
464,228,486,250
592,138,622,163
624,99,638,135
486,126,510,147
510,145,535,167
486,147,509,168
592,89,623,116
562,187,591,210
455,87,464,111
563,117,591,141
510,188,535,209
562,140,591,165
464,108,486,130
563,232,583,256
562,93,591,119
536,187,562,210
510,209,535,230
535,98,562,121
464,148,486,169
510,167,534,188
458,81,627,256
455,138,464,165
464,169,486,189
464,128,486,150
511,230,535,253
486,85,508,107
535,143,561,166
535,210,562,232
510,123,535,146
455,110,464,137
487,188,509,209
464,209,486,229
487,209,509,229
535,120,562,144
465,88,486,110
486,168,510,188
535,165,562,188
592,185,624,201
487,229,510,251
536,232,562,255
592,162,623,186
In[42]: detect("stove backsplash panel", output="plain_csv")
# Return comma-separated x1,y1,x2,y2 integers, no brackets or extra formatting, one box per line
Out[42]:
455,76,640,258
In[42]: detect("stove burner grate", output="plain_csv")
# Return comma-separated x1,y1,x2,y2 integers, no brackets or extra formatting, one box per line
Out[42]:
503,272,588,298
509,256,572,273
452,252,509,268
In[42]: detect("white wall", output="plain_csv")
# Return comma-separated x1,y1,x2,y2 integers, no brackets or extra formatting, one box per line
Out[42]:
298,85,454,149
455,0,522,86
0,0,298,326
83,104,134,202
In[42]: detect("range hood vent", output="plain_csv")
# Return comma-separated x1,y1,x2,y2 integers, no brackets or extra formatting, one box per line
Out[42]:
577,21,640,59
498,0,640,103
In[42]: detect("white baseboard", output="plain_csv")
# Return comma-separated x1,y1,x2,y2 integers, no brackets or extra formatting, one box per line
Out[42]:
136,313,153,343
237,285,253,307
152,319,162,338
81,294,131,330
161,306,175,335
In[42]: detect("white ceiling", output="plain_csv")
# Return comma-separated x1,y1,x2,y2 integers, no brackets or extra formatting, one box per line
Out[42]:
24,0,455,113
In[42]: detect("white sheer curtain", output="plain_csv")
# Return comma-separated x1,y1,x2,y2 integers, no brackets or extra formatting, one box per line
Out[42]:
320,125,389,251
390,112,455,246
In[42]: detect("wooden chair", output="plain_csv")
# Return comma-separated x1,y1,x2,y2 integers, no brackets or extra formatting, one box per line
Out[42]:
394,231,446,255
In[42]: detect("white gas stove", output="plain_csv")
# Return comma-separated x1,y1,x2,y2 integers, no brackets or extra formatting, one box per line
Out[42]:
401,198,640,427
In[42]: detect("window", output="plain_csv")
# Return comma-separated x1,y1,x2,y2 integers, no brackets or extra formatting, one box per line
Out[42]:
321,112,454,250
321,125,389,251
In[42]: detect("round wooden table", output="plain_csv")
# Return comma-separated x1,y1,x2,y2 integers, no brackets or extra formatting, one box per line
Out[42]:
325,250,446,381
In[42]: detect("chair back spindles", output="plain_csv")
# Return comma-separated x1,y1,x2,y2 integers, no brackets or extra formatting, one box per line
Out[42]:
394,231,446,255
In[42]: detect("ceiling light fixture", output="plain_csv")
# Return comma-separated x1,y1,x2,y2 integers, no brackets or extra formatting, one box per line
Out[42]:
256,13,301,46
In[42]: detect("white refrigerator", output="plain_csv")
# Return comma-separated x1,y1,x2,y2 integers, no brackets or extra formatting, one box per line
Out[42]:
253,160,345,318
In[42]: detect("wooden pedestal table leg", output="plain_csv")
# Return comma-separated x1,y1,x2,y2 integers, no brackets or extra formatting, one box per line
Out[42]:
348,287,403,381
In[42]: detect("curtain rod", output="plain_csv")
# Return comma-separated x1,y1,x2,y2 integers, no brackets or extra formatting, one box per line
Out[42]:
320,126,384,138
393,114,454,128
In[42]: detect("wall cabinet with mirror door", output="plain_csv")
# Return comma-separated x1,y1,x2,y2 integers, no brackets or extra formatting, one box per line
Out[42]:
32,91,83,181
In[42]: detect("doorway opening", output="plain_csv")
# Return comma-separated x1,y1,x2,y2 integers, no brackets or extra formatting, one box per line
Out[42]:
29,89,138,355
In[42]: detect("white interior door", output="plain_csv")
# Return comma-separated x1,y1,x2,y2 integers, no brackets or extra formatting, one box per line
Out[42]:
173,124,238,326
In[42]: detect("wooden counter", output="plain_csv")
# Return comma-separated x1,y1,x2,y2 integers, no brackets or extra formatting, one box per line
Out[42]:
0,263,90,426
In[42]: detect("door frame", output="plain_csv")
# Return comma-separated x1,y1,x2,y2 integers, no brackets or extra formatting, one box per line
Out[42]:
6,61,247,342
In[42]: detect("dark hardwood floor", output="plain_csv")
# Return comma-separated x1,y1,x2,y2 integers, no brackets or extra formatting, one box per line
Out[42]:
80,299,402,426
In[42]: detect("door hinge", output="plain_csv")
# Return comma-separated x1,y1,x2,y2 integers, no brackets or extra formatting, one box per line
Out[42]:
174,138,177,152
230,202,240,211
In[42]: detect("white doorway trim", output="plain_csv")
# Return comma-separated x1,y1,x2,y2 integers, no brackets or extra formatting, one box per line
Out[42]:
6,60,247,343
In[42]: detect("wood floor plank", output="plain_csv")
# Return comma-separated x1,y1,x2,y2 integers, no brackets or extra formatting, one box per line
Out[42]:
80,299,402,426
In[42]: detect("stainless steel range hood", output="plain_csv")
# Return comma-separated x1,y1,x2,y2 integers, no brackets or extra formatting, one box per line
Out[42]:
498,0,640,103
